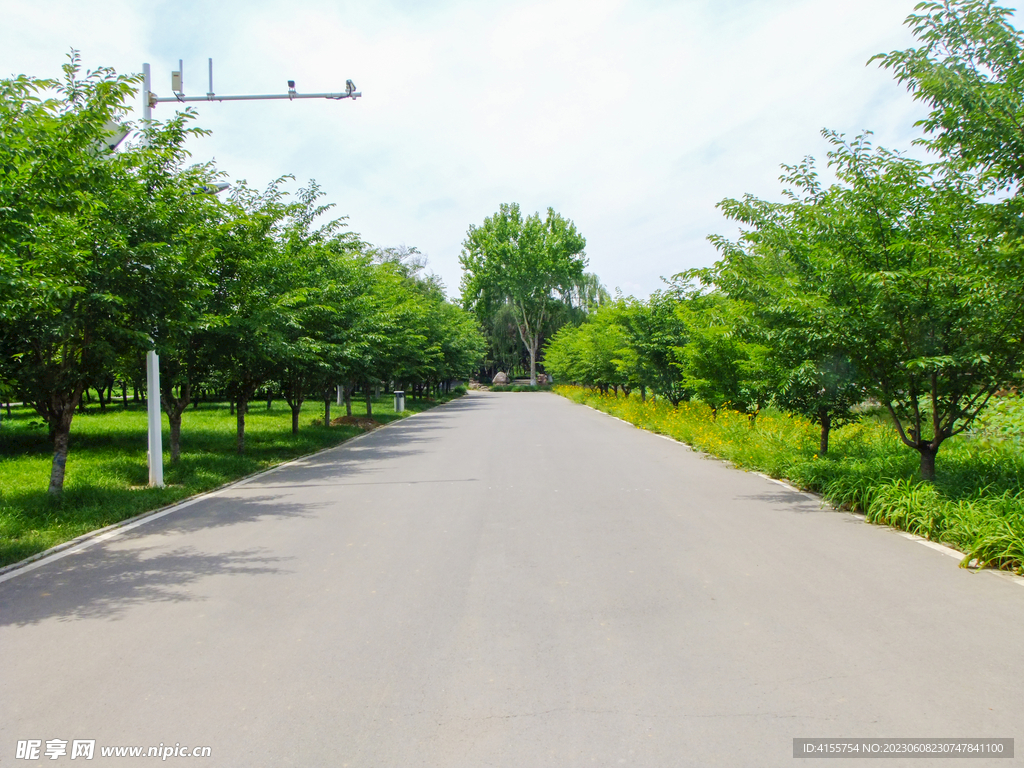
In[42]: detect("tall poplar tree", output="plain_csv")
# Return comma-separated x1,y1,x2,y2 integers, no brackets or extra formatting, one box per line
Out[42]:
460,203,587,386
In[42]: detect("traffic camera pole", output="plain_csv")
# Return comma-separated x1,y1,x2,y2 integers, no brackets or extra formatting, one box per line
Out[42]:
140,59,360,487
142,63,164,488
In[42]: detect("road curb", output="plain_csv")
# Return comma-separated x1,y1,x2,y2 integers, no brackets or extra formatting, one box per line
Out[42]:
0,397,460,584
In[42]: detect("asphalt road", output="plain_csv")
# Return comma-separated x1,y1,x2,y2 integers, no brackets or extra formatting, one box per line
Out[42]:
2,392,1023,767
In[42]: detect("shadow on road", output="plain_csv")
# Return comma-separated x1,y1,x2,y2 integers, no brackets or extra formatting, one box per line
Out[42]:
0,396,483,625
733,491,833,515
0,543,293,627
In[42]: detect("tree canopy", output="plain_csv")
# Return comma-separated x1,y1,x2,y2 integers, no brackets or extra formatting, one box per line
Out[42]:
874,0,1024,185
460,203,587,385
1,54,486,493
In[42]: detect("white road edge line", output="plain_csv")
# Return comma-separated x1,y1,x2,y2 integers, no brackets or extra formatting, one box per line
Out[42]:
0,399,456,584
571,396,1024,589
895,531,963,560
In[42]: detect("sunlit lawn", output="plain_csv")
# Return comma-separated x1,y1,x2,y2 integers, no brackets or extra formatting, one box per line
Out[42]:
0,393,453,568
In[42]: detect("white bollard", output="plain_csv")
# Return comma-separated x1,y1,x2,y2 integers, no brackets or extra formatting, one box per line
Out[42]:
394,390,405,413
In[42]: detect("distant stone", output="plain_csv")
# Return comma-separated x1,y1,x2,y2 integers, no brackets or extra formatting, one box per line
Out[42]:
492,371,510,385
537,373,548,385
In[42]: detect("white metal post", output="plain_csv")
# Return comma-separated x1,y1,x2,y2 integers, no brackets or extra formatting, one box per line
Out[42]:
143,63,165,488
146,348,164,487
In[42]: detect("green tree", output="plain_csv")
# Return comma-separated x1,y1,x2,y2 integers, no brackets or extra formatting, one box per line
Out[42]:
544,304,630,393
134,162,227,462
615,291,689,404
271,183,364,433
720,132,1024,479
874,0,1024,185
671,289,768,418
205,178,294,454
709,197,865,454
0,54,205,493
479,302,526,379
460,203,587,386
434,299,487,387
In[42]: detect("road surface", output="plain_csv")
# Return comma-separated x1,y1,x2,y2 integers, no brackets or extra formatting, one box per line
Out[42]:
2,392,1022,766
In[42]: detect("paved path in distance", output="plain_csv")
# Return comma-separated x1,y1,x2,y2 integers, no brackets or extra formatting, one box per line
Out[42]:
2,392,1023,767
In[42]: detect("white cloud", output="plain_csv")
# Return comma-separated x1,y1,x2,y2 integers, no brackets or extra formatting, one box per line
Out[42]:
2,0,1010,299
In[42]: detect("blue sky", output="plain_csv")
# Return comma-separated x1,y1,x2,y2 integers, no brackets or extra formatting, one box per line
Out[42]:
2,0,1007,299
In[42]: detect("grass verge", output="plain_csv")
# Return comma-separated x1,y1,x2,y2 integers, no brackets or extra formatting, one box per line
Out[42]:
0,392,461,568
554,385,1024,574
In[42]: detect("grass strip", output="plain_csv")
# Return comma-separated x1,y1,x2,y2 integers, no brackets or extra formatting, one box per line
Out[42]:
0,392,461,568
554,385,1024,574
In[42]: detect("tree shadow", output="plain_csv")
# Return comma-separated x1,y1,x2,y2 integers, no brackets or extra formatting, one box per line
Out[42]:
0,406,477,624
1,395,470,570
0,543,293,627
733,491,833,515
148,492,322,535
249,478,482,490
261,441,428,478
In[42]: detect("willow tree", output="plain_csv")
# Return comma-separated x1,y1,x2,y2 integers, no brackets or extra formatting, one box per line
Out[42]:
460,203,587,386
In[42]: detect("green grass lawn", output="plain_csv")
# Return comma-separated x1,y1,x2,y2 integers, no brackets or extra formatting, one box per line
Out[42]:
0,392,458,568
555,385,1024,574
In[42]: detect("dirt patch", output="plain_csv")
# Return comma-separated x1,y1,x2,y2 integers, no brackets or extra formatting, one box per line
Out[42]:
331,415,382,431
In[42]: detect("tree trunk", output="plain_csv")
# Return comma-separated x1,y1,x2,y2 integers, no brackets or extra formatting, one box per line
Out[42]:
344,384,353,417
919,444,938,482
529,343,538,387
818,409,831,456
236,396,247,455
122,381,128,408
46,394,80,496
168,410,182,463
48,422,72,496
365,388,373,417
267,392,273,410
324,396,331,427
162,381,190,464
283,381,304,435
